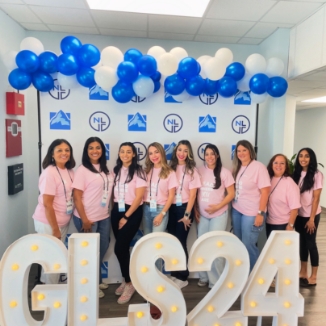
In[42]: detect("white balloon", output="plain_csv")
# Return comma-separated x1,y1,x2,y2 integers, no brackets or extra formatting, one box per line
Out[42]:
237,73,252,92
20,37,44,55
204,57,226,81
57,73,79,89
2,51,18,71
101,46,123,69
157,53,178,76
265,57,284,77
94,66,118,90
147,46,166,60
245,53,267,75
172,90,190,102
250,92,268,104
215,48,233,66
170,47,188,63
197,55,211,79
133,76,154,98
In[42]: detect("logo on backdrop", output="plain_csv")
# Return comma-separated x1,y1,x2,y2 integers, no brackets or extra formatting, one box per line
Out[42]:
197,143,210,161
199,115,216,133
131,96,146,103
232,115,250,134
128,112,147,132
89,111,110,132
89,85,109,100
164,142,176,160
133,142,147,161
234,91,251,105
199,93,218,105
163,114,183,133
105,144,110,160
50,110,71,130
101,262,108,279
231,145,236,160
164,91,181,103
49,79,70,100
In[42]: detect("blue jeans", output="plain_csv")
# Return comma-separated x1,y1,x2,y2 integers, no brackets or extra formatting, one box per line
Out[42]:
143,204,169,235
231,207,265,271
197,211,228,288
73,215,110,283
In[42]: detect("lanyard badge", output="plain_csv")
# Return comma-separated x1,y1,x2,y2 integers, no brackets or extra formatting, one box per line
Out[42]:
66,199,73,215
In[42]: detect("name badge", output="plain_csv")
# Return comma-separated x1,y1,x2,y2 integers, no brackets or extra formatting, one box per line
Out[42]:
176,193,182,206
118,199,125,212
66,199,73,215
150,199,157,212
101,191,108,207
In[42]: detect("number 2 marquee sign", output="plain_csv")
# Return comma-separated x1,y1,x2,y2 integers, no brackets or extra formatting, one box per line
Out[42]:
0,231,303,326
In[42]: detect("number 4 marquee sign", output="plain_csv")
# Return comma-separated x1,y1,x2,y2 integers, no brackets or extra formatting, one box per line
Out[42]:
0,231,303,326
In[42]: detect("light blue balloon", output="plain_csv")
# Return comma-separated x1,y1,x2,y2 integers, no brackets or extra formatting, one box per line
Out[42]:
133,75,154,98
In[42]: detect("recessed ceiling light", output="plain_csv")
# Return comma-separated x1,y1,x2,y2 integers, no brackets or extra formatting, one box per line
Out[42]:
86,0,210,18
302,96,326,103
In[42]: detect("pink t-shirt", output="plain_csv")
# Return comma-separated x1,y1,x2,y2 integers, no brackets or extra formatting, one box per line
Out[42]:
198,165,235,218
267,176,301,224
33,165,74,227
232,160,270,216
113,166,147,205
173,165,202,204
143,168,178,205
298,170,323,217
72,164,114,222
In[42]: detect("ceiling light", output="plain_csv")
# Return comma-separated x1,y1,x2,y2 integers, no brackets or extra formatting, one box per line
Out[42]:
86,0,210,18
302,96,326,103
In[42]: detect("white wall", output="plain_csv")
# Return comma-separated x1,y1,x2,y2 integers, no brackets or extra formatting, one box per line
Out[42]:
294,107,326,207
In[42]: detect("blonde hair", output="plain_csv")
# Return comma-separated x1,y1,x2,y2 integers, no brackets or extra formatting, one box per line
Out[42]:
144,142,173,179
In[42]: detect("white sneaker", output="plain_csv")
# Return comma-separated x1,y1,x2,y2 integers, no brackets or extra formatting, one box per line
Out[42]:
174,278,188,289
99,283,109,290
99,289,105,298
197,279,208,287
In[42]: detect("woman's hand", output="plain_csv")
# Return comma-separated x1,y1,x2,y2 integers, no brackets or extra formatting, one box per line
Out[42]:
305,219,316,234
119,217,128,230
81,219,94,232
254,214,264,227
153,214,163,227
178,217,192,230
52,228,61,239
204,204,218,215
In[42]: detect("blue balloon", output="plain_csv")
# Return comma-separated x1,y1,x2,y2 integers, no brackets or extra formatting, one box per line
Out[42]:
151,71,161,82
249,73,269,95
203,78,219,96
225,62,245,81
186,75,205,96
164,74,186,96
117,61,138,83
112,81,135,103
39,51,58,74
16,50,39,73
57,54,79,76
178,57,198,79
137,55,157,77
217,76,238,98
77,44,100,68
8,68,32,90
154,81,161,93
124,48,142,65
32,71,54,92
77,67,96,88
60,36,82,55
267,77,288,98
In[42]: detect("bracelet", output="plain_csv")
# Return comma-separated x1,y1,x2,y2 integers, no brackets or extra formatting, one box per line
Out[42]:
288,223,294,228
123,215,129,220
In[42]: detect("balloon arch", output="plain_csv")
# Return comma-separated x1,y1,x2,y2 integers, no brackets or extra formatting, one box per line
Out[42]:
4,36,288,104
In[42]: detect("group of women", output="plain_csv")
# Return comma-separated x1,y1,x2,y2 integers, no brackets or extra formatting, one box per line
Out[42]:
32,137,323,305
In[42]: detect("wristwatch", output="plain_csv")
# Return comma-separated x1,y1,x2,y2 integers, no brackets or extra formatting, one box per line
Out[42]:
257,210,264,216
184,211,190,220
161,211,166,216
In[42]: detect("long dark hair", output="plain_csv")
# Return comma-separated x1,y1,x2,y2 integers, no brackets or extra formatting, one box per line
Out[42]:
82,137,109,174
232,140,256,179
204,144,222,189
293,148,318,193
42,139,75,169
113,142,146,184
170,140,196,176
267,154,291,178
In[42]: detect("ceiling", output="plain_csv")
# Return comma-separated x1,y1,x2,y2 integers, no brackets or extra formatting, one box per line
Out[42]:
1,0,326,109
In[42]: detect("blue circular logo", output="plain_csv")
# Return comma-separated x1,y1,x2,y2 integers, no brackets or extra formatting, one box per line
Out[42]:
163,114,183,133
232,115,250,134
89,111,110,132
133,142,147,161
199,94,218,105
49,79,70,100
197,143,210,161
131,96,146,103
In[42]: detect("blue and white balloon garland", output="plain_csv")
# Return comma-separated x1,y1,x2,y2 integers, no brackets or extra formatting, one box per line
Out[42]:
5,36,288,104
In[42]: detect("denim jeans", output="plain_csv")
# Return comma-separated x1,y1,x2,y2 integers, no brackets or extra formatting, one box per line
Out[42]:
143,204,169,235
231,207,265,271
197,211,228,288
73,215,110,283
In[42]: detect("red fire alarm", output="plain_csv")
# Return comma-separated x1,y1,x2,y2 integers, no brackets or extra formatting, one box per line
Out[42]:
6,92,25,116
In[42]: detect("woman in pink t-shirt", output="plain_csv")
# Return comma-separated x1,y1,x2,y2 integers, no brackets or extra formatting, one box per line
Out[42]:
111,142,147,304
195,144,235,288
33,139,76,284
266,154,301,237
293,148,323,287
231,140,270,271
72,137,114,298
168,140,202,289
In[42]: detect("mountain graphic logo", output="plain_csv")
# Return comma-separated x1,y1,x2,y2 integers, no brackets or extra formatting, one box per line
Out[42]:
164,142,176,160
50,110,71,130
105,144,110,160
234,91,251,105
89,85,109,100
199,115,216,132
231,145,236,160
128,112,147,131
101,262,108,279
164,91,181,103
